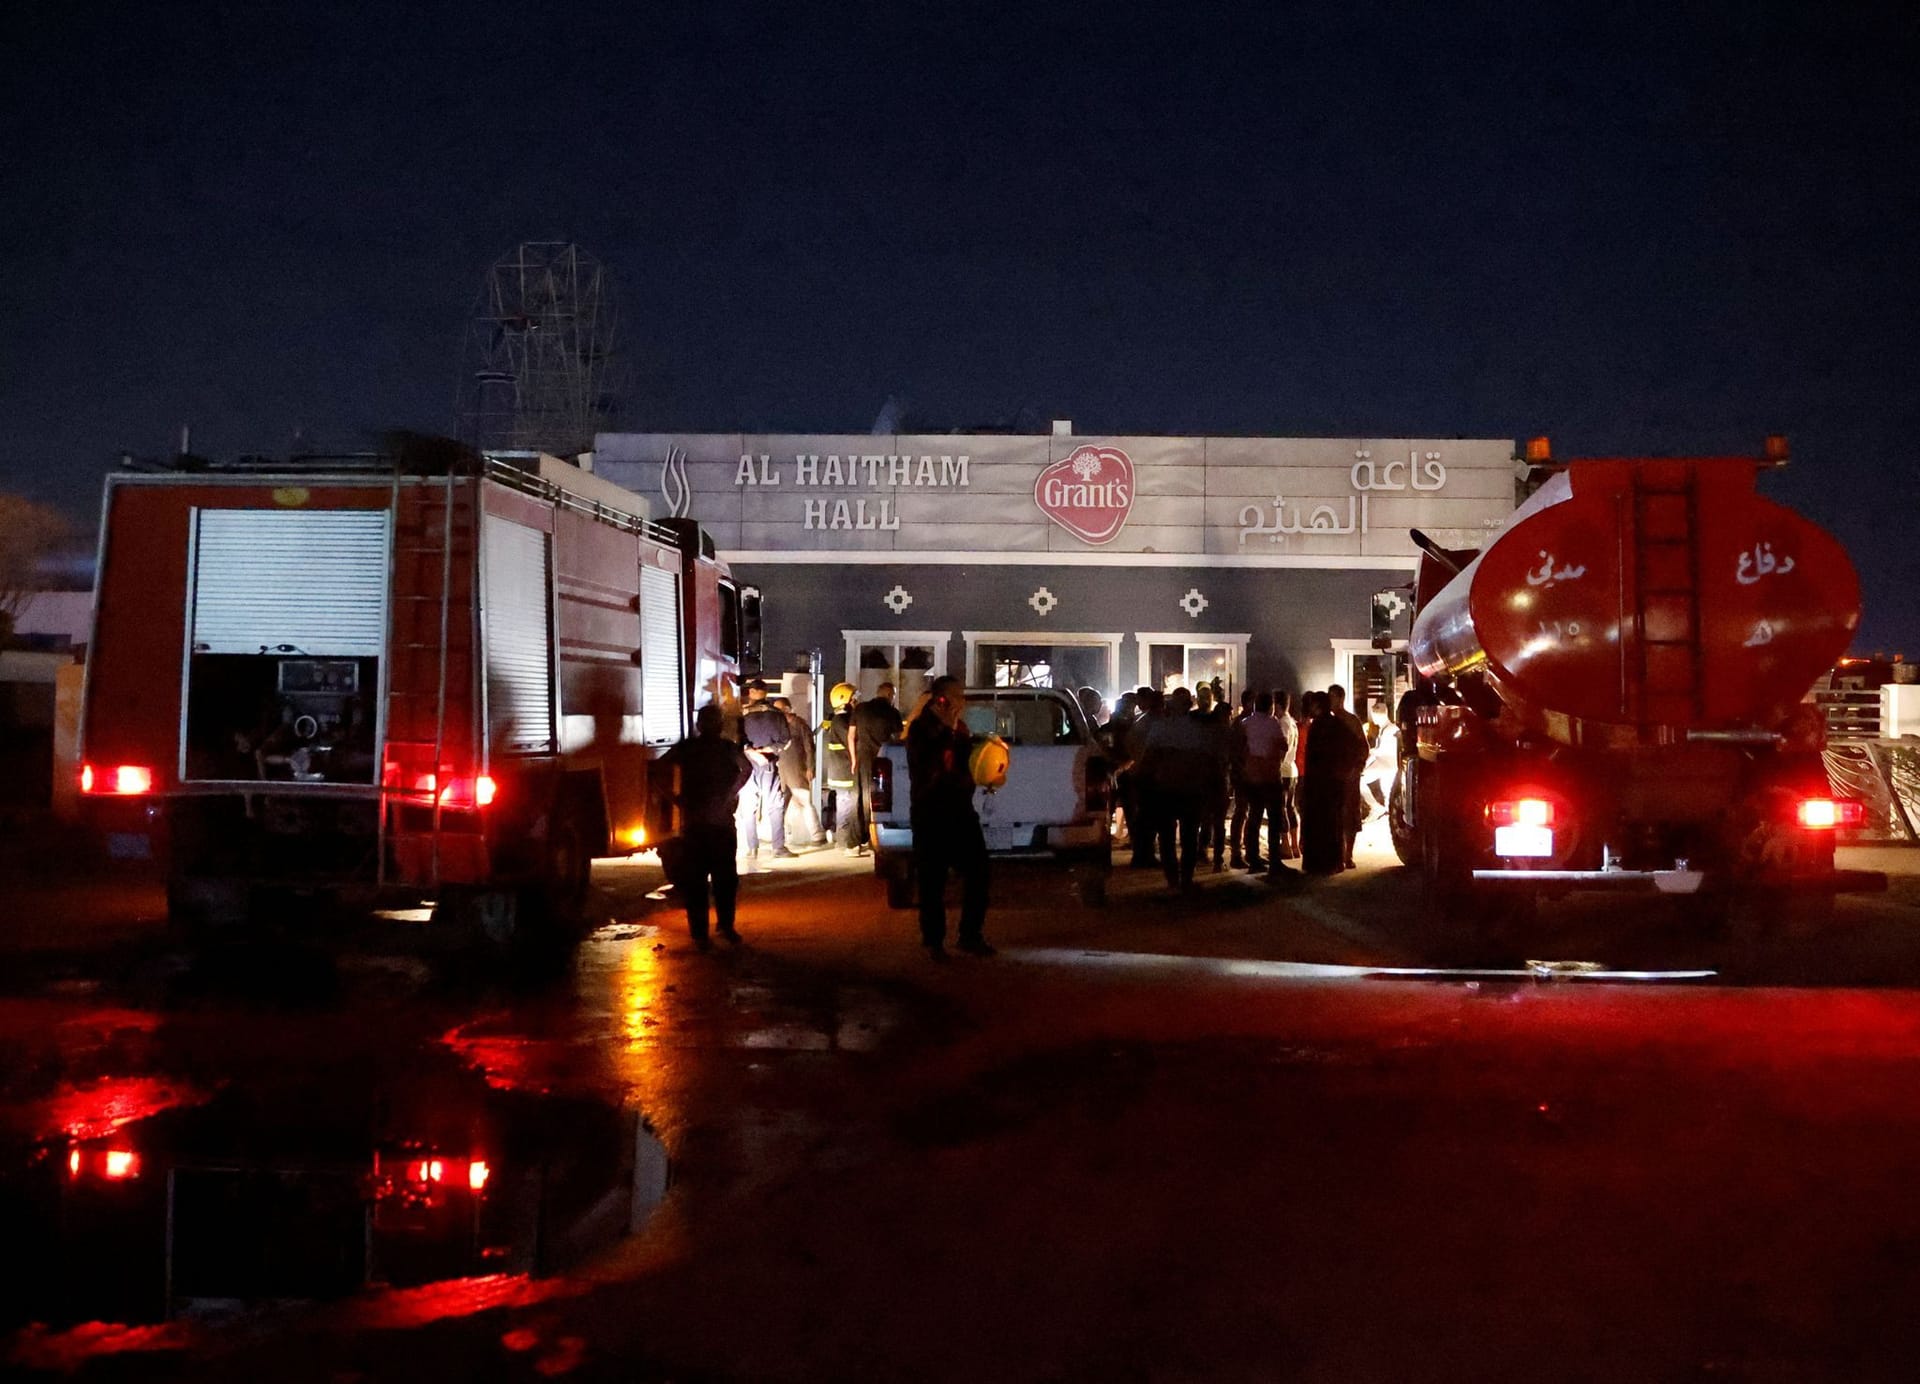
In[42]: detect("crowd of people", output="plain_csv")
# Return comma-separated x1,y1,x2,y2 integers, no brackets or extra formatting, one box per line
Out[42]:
1091,678,1400,893
660,669,1406,953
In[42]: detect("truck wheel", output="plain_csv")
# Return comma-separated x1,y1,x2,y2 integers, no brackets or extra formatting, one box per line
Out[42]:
534,806,593,924
1387,766,1419,868
1075,870,1108,908
437,885,520,946
885,872,916,910
166,877,247,944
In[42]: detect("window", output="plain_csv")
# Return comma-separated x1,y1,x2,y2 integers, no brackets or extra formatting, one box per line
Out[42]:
962,692,1082,746
841,630,951,707
1133,633,1249,702
962,632,1122,698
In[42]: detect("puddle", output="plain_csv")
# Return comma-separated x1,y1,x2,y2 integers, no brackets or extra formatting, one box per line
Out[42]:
2,1049,666,1334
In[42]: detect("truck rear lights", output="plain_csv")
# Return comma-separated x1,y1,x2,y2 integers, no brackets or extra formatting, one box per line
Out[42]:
67,1146,142,1181
1797,798,1864,830
79,763,153,796
1485,797,1554,828
468,1159,490,1192
396,771,498,809
870,758,893,814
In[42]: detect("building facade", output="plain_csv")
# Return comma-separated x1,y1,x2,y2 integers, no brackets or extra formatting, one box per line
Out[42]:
592,429,1518,713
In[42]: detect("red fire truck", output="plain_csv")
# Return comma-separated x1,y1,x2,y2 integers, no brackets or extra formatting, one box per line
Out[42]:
1391,436,1883,939
76,440,757,941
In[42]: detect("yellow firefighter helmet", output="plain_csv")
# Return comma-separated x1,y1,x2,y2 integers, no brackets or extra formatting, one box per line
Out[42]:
829,681,857,710
969,734,1011,790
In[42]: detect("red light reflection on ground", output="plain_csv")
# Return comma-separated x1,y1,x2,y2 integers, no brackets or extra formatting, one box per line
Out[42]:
438,1025,551,1093
7,1321,196,1371
346,1274,586,1329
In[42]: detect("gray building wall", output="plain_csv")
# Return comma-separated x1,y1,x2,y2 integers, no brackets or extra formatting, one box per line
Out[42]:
737,560,1400,698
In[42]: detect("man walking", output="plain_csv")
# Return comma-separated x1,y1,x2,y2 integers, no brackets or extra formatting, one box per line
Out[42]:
906,676,992,961
661,703,753,950
739,679,796,861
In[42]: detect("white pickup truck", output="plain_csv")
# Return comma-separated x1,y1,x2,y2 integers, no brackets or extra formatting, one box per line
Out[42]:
868,686,1112,909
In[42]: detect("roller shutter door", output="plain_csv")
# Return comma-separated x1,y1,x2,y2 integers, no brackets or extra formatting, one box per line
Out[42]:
639,563,685,743
484,515,555,753
191,509,390,656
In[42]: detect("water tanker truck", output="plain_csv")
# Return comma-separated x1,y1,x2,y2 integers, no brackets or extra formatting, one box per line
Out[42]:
1389,436,1884,934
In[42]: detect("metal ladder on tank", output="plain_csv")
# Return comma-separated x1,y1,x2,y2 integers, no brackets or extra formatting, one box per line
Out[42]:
1629,467,1706,727
379,466,461,892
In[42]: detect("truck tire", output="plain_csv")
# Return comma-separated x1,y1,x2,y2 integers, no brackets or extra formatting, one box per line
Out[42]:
530,805,593,925
885,872,916,911
165,876,248,943
1387,765,1419,868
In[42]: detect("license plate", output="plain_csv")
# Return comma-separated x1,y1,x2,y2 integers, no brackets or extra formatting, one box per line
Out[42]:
1494,824,1554,858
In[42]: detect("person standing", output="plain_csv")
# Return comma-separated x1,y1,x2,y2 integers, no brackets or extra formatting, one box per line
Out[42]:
850,680,906,859
1120,688,1164,869
1227,689,1256,869
1275,690,1301,861
906,676,993,960
1143,687,1212,891
820,683,861,852
739,679,796,860
1300,691,1366,874
771,695,821,846
1191,684,1231,873
1328,685,1370,870
1238,692,1286,872
1360,699,1399,821
661,703,753,950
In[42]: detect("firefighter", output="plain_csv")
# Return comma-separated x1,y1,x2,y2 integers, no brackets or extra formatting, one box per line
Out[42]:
820,682,862,853
906,676,993,961
739,679,796,860
660,703,753,950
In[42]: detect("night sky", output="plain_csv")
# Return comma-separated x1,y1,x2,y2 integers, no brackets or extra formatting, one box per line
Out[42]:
4,2,1915,646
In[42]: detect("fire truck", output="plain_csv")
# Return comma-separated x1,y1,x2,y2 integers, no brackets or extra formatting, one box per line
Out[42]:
76,439,757,941
1390,436,1884,936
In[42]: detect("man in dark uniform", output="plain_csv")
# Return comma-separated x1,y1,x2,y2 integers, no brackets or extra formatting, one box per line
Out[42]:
849,679,905,857
906,676,992,961
739,678,796,860
660,703,753,950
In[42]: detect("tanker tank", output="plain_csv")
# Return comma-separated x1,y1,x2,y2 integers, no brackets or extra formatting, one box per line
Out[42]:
1409,455,1860,747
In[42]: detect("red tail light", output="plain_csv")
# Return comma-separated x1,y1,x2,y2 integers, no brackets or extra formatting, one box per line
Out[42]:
1485,796,1555,828
1797,798,1864,830
870,758,892,814
79,763,153,796
386,765,497,810
68,1146,142,1181
468,1159,490,1191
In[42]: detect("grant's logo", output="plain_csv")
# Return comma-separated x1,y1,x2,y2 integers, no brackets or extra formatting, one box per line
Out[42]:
1034,445,1134,545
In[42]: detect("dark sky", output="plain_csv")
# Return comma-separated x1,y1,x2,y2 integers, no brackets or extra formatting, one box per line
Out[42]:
4,1,1916,646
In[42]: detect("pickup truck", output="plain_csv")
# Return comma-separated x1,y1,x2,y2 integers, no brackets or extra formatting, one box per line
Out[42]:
868,686,1112,909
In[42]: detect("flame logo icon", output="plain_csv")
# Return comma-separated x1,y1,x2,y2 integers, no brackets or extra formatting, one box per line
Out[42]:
660,446,691,518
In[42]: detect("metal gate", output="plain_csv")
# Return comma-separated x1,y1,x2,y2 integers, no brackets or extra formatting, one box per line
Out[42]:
639,562,684,743
483,514,555,754
190,509,390,656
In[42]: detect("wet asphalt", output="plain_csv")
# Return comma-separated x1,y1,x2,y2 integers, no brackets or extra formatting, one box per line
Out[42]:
6,827,1920,1380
